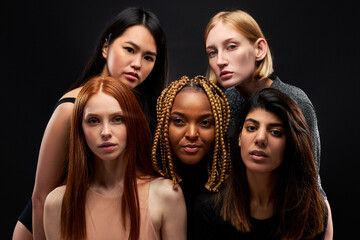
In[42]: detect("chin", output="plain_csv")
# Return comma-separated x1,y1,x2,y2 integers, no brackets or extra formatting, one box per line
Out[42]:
178,157,203,165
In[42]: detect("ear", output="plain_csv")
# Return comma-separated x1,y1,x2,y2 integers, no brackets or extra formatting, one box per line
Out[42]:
238,132,242,148
254,38,268,61
102,41,109,59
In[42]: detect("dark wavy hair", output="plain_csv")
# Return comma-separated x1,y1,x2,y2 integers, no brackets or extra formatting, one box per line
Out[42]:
218,88,326,239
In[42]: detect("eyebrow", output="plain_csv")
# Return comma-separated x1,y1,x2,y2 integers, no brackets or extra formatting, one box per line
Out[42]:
171,111,213,119
206,38,237,50
125,41,157,56
84,111,124,118
245,118,284,128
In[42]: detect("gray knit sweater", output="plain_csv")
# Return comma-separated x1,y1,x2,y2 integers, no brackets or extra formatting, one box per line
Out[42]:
225,76,326,198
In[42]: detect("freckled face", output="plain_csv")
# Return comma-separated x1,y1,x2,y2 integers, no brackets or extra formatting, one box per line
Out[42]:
168,90,215,165
239,108,286,174
101,25,157,89
82,92,127,162
206,21,258,88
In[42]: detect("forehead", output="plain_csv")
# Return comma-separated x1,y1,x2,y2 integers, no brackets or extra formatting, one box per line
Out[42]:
115,25,157,52
83,92,122,115
245,108,283,124
171,90,211,112
206,21,245,44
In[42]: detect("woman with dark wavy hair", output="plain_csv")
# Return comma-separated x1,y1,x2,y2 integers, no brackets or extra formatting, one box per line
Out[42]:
13,7,170,240
43,76,186,240
195,88,332,240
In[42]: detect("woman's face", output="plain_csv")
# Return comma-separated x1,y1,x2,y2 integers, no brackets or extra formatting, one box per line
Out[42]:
205,21,259,88
102,25,157,89
168,89,215,165
239,108,286,174
82,92,127,162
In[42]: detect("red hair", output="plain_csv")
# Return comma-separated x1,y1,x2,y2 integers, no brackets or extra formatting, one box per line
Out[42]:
61,76,157,240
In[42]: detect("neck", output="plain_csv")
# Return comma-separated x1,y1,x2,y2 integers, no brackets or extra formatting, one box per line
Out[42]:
246,169,278,219
91,155,126,196
235,77,273,100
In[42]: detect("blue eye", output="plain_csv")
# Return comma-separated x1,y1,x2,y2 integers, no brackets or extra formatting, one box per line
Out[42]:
207,50,217,57
227,44,237,50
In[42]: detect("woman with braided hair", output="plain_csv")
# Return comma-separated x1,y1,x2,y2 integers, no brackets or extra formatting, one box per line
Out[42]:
151,75,231,239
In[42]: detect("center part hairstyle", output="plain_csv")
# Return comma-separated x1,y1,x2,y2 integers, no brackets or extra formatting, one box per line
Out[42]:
61,76,156,240
220,88,326,239
204,10,273,83
152,75,231,192
71,7,169,119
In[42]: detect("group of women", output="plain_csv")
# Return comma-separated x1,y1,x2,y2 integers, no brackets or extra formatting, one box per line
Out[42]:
12,6,333,240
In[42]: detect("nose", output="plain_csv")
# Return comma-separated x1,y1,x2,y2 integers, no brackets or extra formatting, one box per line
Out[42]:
185,123,199,140
101,123,112,140
254,128,267,147
216,51,228,68
130,54,141,70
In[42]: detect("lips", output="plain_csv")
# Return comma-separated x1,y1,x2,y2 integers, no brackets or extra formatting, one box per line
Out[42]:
219,70,233,80
250,150,268,160
182,144,201,153
124,72,139,81
99,142,117,151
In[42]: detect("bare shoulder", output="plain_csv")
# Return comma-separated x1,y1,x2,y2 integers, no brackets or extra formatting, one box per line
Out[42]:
45,185,66,208
61,87,82,99
150,178,184,202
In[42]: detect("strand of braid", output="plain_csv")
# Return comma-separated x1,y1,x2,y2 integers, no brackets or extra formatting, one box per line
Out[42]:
151,75,231,192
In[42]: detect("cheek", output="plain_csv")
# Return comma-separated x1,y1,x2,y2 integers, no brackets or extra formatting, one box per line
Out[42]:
83,129,96,150
168,125,182,147
107,50,124,72
202,129,215,152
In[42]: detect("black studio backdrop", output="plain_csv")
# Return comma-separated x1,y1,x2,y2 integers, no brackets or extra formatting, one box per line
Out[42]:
2,0,359,238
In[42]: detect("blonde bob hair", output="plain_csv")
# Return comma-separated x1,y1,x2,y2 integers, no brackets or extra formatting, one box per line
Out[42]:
204,10,273,83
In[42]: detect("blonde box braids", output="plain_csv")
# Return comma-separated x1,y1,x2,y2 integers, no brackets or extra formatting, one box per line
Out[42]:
151,75,231,192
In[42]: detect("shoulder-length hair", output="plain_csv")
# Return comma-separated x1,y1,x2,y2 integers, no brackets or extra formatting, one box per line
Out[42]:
61,76,157,240
152,75,231,192
70,7,169,122
204,10,273,83
219,88,325,239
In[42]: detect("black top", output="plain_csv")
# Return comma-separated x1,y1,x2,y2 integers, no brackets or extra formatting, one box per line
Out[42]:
177,159,208,240
53,97,76,110
193,191,326,240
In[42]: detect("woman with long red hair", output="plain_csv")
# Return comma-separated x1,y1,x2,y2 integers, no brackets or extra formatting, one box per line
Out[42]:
43,76,186,240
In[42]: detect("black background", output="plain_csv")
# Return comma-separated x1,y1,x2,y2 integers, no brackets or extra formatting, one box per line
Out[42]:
2,0,358,238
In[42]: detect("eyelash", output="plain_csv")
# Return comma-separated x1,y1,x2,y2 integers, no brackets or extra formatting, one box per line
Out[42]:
113,116,125,124
124,47,155,62
245,125,283,137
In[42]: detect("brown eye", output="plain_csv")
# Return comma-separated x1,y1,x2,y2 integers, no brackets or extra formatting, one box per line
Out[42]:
172,117,185,126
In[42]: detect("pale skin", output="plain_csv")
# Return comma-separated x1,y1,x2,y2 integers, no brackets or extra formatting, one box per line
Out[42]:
205,21,272,100
239,109,332,239
13,25,158,240
43,92,186,239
